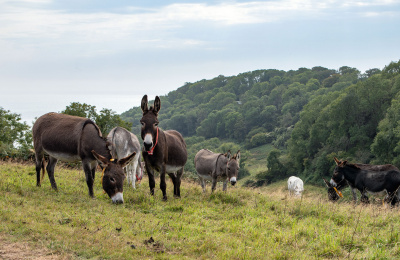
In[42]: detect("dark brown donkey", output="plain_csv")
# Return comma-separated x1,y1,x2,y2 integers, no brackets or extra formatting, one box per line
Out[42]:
33,113,136,203
140,95,188,201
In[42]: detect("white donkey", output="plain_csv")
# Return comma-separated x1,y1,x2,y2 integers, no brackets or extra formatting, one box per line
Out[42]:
288,176,304,197
108,127,143,189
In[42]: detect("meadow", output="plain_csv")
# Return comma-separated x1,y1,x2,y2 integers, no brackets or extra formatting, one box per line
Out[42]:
1,161,400,259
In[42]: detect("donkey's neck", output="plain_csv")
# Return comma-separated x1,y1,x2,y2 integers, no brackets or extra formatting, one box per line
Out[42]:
342,165,359,185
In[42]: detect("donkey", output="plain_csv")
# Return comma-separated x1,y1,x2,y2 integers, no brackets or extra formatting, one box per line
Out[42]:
32,113,136,203
140,95,187,201
194,149,241,192
107,127,143,189
330,157,400,206
287,176,304,197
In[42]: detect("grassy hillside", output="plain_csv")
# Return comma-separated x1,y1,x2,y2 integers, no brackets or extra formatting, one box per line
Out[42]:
1,162,400,259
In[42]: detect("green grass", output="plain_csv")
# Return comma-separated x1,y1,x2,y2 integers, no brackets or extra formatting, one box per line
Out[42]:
1,161,400,259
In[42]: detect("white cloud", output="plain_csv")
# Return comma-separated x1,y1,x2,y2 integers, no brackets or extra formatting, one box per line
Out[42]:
1,0,397,44
0,0,398,62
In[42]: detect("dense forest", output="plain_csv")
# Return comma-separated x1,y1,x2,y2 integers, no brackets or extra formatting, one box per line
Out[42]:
121,60,400,184
2,60,400,186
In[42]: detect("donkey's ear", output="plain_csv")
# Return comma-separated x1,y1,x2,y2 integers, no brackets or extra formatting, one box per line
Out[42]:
92,150,109,168
226,150,231,160
141,95,149,112
154,96,161,114
118,152,136,168
333,157,341,165
236,150,241,164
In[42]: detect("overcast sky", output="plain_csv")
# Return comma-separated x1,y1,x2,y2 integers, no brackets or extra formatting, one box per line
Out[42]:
1,0,399,124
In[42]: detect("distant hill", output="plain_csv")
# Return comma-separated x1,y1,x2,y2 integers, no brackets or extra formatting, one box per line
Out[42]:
121,60,400,185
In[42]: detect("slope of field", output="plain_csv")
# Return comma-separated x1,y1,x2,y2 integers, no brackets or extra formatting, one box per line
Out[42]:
1,162,400,259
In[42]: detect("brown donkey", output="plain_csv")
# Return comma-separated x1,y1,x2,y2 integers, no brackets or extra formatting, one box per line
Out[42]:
140,95,187,201
33,113,136,203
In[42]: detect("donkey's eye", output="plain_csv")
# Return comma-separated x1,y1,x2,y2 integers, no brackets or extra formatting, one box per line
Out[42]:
140,122,144,126
154,123,159,126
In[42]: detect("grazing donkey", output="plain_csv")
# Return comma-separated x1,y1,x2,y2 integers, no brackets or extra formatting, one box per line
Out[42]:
33,113,136,203
287,176,304,197
140,95,187,201
194,149,240,192
107,127,143,189
330,157,400,206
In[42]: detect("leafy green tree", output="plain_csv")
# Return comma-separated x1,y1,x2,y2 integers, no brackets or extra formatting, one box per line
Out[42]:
255,150,287,184
364,68,381,78
61,102,97,120
382,60,400,77
62,103,130,136
96,108,131,136
0,108,32,158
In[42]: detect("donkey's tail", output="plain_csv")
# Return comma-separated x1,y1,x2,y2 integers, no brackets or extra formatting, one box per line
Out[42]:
40,156,46,184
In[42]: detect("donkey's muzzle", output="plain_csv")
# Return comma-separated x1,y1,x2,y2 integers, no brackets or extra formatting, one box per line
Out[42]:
230,177,237,186
144,142,153,151
143,134,153,151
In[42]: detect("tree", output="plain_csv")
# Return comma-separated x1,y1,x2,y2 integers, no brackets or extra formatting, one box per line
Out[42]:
0,107,32,158
383,60,400,76
61,102,97,121
62,103,131,136
96,108,131,136
255,150,287,184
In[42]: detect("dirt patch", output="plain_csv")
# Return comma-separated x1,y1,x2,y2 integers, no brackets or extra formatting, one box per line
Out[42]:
0,235,67,260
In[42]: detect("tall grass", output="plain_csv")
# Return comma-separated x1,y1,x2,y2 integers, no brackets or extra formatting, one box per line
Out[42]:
1,162,400,259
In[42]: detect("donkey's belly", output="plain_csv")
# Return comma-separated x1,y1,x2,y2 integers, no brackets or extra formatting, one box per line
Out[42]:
197,173,213,181
44,149,81,162
365,189,387,196
165,165,183,173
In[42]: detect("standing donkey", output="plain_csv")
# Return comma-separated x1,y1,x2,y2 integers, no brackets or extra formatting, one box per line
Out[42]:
107,127,143,189
194,149,240,192
33,113,136,203
140,95,188,201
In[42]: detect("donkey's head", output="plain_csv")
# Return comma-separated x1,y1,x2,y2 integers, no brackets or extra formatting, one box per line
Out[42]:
92,150,136,204
331,157,347,187
140,95,161,154
323,177,341,201
226,150,241,186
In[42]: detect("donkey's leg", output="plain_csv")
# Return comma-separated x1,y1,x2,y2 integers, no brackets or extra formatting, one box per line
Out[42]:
146,162,156,196
125,166,131,185
46,156,58,190
35,150,44,187
160,165,168,201
350,186,358,203
222,180,228,191
130,159,139,189
388,191,398,207
211,177,217,192
200,177,206,193
174,168,184,197
360,194,370,204
82,160,95,197
91,161,96,180
168,172,177,196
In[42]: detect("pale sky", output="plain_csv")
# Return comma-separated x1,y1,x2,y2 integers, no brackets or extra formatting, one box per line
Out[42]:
1,0,399,124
